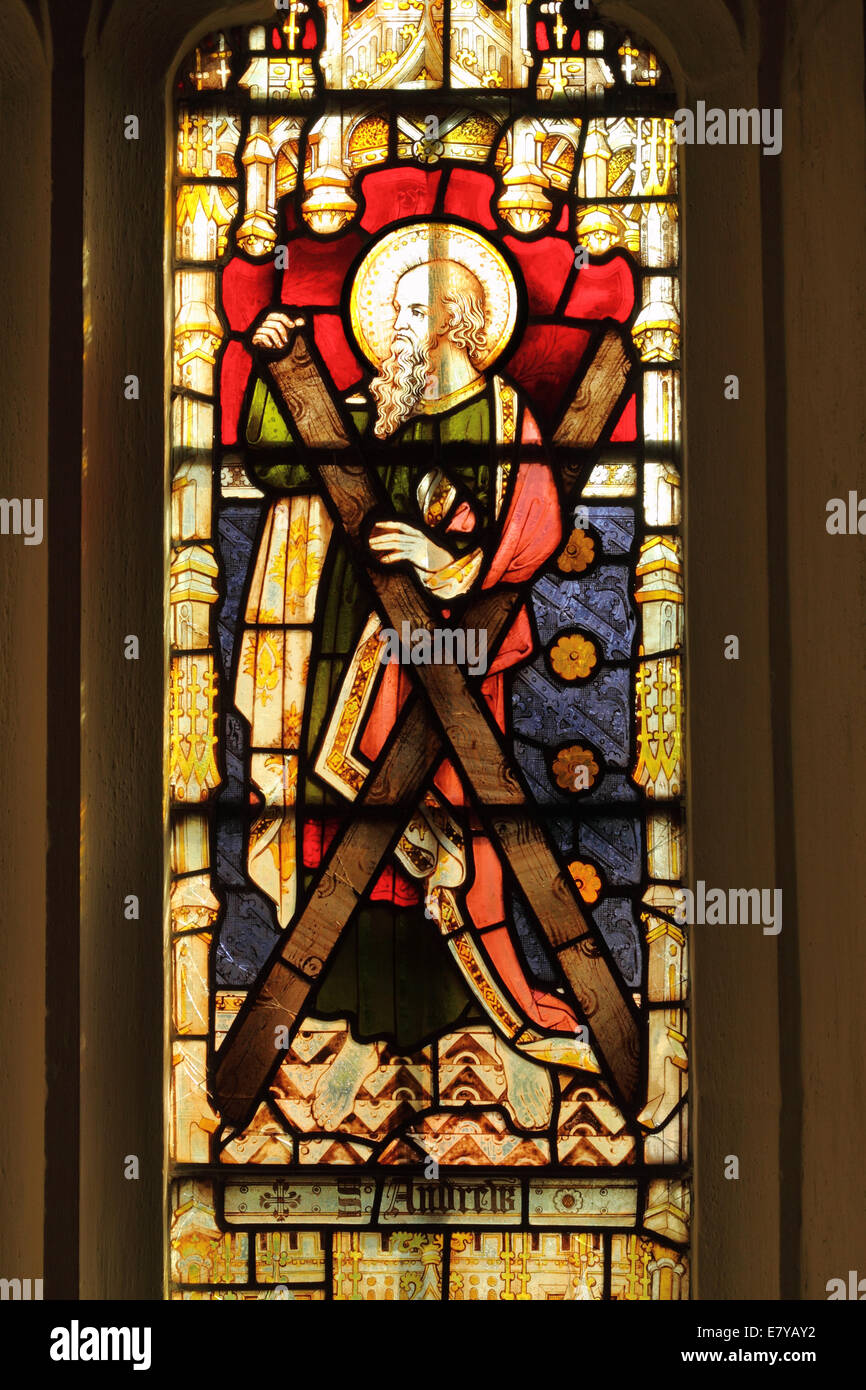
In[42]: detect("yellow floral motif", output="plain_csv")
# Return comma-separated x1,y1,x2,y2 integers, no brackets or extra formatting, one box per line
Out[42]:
244,634,281,706
549,633,597,681
557,528,596,574
568,861,602,904
263,755,298,804
267,520,324,615
284,701,302,747
454,115,499,146
552,744,599,792
349,116,388,154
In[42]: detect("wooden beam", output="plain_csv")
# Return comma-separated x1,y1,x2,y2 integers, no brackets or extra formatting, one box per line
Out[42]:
554,327,632,448
211,334,641,1129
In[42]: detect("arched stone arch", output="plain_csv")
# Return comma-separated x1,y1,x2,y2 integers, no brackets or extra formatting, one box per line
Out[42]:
81,0,779,1301
602,0,756,87
82,0,773,1302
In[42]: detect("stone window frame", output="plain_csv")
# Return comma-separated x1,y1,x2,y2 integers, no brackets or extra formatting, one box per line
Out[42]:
9,0,857,1300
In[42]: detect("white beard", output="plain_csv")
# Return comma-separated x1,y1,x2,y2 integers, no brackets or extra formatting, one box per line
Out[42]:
370,333,431,439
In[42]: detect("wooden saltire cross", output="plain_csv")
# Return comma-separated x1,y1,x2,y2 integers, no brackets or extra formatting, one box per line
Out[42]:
211,327,640,1130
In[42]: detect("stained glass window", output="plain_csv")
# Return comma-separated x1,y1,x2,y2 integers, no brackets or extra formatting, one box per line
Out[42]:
168,0,687,1301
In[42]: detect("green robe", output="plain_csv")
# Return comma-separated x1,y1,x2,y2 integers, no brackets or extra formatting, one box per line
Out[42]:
244,376,499,1046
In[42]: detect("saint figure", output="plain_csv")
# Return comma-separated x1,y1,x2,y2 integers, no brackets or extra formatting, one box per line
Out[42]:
236,224,592,1130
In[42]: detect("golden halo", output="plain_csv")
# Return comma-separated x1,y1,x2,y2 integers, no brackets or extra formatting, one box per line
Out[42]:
349,221,519,373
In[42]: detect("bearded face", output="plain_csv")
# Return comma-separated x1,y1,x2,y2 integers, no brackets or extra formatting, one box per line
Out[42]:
369,327,431,440
369,262,488,440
